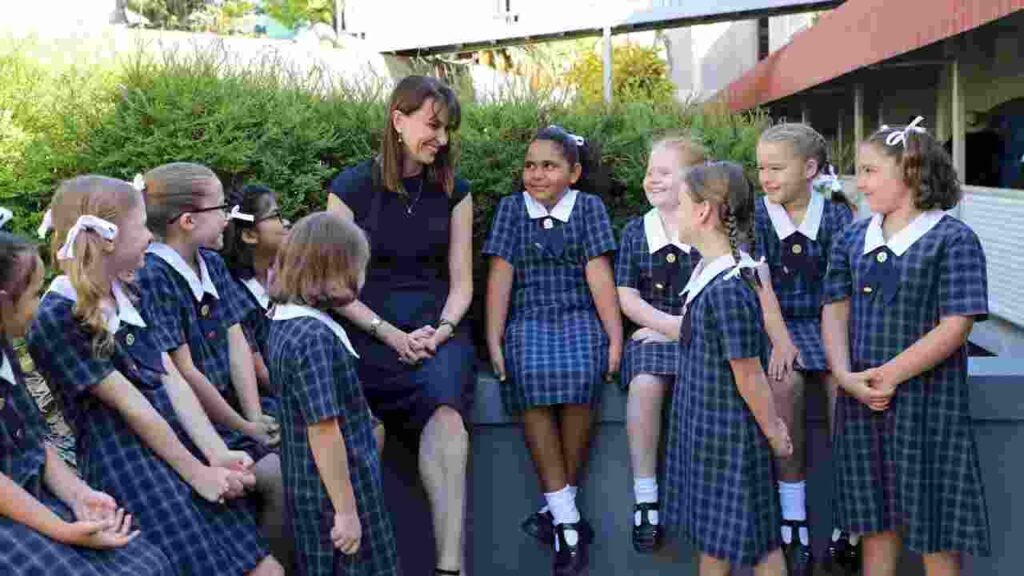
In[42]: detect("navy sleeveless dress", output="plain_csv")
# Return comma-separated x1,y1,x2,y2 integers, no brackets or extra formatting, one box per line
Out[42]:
329,159,474,433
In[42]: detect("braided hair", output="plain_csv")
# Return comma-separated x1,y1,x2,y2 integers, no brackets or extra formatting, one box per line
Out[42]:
683,161,760,290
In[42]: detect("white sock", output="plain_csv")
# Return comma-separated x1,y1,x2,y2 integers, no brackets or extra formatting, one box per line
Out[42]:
545,485,581,550
633,477,659,526
779,481,809,546
832,528,861,546
539,485,577,514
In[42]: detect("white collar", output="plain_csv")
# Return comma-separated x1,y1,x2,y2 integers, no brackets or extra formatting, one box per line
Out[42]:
147,242,219,302
523,188,578,222
241,277,270,310
680,252,761,306
0,350,14,384
863,210,946,256
271,303,359,358
45,276,146,334
763,192,824,241
643,208,692,254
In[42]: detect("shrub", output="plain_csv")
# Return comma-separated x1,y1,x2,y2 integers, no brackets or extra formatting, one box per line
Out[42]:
566,42,677,106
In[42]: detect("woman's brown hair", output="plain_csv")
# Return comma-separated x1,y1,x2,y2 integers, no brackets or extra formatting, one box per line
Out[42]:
49,175,141,356
141,162,222,239
377,75,462,197
864,123,961,211
270,212,369,309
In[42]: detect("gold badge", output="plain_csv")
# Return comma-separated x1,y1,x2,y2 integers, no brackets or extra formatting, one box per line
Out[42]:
543,218,554,230
863,286,874,294
655,283,664,290
876,251,888,263
666,253,677,264
792,244,803,255
200,304,210,317
126,333,135,346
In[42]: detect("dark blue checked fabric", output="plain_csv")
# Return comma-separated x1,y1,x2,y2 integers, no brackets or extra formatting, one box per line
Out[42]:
482,192,616,412
269,316,398,576
662,271,780,566
1,341,48,489
615,216,701,390
824,215,991,555
27,294,271,575
234,275,272,363
755,198,853,371
137,249,275,461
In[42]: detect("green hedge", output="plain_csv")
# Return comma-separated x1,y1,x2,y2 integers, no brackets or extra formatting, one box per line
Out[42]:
0,43,767,338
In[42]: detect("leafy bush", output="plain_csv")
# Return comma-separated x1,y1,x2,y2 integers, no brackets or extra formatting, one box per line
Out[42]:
0,41,767,339
264,0,334,29
566,42,676,106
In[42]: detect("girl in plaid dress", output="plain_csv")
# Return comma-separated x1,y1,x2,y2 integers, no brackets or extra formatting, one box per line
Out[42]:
822,118,991,576
0,226,172,576
134,164,287,553
754,124,857,574
222,184,290,395
27,176,284,575
484,126,623,576
268,212,399,576
615,137,706,553
663,162,792,575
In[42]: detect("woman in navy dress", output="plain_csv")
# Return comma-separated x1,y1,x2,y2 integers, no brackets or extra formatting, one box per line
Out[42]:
269,212,399,576
822,119,990,575
327,75,472,576
615,137,705,554
484,126,622,575
662,162,792,575
134,163,286,553
0,227,172,576
222,184,290,394
27,176,284,575
754,123,856,574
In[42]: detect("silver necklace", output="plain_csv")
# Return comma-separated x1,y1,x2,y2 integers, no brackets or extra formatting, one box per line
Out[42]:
404,178,423,216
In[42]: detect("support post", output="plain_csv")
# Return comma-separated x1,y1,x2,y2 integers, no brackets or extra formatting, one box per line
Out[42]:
854,84,865,145
603,25,613,105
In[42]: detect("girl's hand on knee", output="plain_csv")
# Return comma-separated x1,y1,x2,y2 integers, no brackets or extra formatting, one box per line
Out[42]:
631,327,672,343
332,510,362,555
192,466,234,504
768,339,799,382
489,346,507,382
70,487,118,524
210,451,257,491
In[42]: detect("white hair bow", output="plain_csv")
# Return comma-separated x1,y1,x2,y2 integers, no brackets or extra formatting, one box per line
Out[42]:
132,174,146,193
547,124,585,146
228,205,254,222
37,209,53,239
0,207,12,230
882,116,927,147
57,215,119,260
812,164,844,194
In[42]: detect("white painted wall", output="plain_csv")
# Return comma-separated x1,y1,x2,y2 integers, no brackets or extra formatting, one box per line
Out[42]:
0,0,120,36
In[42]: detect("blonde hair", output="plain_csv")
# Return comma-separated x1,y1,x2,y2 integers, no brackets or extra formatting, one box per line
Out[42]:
270,212,369,309
652,135,708,168
49,175,141,356
141,162,221,240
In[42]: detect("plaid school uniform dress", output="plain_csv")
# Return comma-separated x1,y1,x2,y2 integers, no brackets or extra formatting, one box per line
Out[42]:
136,243,275,461
482,190,617,412
824,211,991,555
270,304,398,576
662,254,781,566
26,278,271,574
754,193,853,371
615,210,701,390
1,340,174,576
236,275,272,363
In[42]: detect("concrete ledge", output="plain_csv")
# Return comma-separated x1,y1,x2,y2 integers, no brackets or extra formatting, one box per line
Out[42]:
381,357,1024,575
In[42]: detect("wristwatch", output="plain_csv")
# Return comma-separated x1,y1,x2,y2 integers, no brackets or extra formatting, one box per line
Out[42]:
368,317,382,337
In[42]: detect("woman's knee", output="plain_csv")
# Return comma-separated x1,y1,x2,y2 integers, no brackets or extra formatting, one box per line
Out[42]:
424,406,468,458
628,374,668,404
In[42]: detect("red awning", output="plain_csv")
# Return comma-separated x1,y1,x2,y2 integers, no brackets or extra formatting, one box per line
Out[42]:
721,0,1024,111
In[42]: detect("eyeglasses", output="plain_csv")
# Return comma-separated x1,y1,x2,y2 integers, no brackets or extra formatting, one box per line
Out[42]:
168,204,230,224
255,211,290,227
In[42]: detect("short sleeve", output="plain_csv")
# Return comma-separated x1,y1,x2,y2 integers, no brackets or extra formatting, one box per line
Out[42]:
205,252,256,328
710,281,764,360
26,298,116,400
289,325,356,426
824,226,855,303
136,262,186,352
448,177,471,212
614,220,641,289
328,161,374,217
583,196,617,260
938,225,988,320
482,196,520,264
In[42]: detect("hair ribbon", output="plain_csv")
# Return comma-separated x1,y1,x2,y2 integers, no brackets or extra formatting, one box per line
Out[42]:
882,116,927,147
57,215,119,260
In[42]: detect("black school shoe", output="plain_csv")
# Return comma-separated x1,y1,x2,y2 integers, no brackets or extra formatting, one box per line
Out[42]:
781,520,814,576
823,531,862,574
522,511,594,546
632,503,663,553
553,522,590,576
